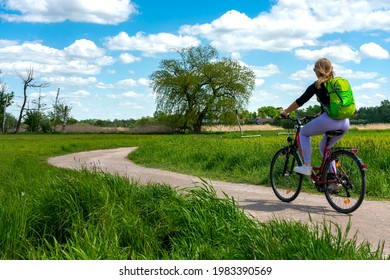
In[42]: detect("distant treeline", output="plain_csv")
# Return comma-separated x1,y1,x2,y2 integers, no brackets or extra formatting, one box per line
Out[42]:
2,100,389,133
353,100,390,124
295,100,390,124
80,100,390,128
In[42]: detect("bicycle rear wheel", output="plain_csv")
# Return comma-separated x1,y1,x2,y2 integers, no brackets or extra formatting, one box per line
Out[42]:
322,150,366,214
270,147,303,202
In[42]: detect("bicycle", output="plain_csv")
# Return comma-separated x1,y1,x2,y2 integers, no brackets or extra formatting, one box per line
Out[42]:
269,115,367,214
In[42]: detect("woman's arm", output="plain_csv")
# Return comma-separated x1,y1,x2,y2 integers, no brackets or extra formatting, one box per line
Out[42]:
281,101,300,118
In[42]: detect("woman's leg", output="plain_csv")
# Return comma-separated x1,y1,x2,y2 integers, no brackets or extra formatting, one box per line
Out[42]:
300,113,350,165
300,114,329,165
318,115,350,156
317,115,350,173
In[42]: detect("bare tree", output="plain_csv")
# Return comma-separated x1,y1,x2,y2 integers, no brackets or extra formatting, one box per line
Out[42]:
51,88,60,131
1,78,14,133
62,105,69,132
15,66,49,133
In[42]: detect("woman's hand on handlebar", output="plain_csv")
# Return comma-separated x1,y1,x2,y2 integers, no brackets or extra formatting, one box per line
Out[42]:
280,110,289,119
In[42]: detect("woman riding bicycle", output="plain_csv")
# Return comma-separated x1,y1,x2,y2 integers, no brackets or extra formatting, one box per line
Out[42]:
280,58,350,176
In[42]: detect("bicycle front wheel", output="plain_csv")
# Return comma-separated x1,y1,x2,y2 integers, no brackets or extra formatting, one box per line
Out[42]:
270,147,303,202
322,150,366,214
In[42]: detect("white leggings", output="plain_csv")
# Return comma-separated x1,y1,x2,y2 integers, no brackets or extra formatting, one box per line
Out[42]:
300,113,350,165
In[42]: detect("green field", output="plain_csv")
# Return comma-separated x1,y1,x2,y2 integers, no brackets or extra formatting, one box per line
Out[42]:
129,129,390,200
0,130,388,259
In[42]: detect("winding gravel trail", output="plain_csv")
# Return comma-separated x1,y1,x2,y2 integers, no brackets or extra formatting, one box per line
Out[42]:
48,147,390,256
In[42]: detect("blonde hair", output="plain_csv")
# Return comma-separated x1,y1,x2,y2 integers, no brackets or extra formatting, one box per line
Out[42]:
314,58,334,89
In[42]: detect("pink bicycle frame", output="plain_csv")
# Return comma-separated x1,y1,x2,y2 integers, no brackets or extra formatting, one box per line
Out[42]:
294,125,336,185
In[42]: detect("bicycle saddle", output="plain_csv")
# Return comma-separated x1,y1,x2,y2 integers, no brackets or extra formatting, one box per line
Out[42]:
326,130,344,137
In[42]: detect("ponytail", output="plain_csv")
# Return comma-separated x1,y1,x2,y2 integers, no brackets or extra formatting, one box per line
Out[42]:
314,58,334,89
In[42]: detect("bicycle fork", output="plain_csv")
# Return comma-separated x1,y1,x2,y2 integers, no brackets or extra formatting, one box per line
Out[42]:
281,148,295,176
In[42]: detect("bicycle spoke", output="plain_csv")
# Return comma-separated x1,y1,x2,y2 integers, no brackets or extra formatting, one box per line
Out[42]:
323,150,366,213
270,148,303,202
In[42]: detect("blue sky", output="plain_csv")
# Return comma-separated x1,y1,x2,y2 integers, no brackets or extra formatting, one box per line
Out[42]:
0,0,389,121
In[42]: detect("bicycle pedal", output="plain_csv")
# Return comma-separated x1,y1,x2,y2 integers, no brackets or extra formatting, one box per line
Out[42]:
329,184,342,194
315,185,325,193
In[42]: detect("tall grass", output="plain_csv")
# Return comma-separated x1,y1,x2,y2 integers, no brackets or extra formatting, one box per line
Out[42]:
0,170,384,260
0,132,388,259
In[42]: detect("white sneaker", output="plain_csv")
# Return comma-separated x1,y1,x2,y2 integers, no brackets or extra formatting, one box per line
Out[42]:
293,165,312,176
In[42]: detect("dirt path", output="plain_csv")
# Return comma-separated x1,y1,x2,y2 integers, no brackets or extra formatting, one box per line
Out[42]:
48,147,390,256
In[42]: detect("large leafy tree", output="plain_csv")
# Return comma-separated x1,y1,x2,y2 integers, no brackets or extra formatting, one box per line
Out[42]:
150,45,256,133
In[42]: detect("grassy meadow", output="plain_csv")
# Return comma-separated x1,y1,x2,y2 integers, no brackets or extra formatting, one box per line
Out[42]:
129,129,390,200
0,129,389,260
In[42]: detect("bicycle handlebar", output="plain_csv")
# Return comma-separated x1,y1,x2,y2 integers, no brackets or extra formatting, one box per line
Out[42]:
279,114,318,125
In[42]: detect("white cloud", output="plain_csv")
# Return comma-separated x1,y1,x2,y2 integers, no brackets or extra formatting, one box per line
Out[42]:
118,102,144,109
250,64,280,78
377,77,388,83
0,39,18,47
0,39,110,78
295,43,389,63
332,65,379,80
375,93,387,99
360,42,389,59
115,78,150,88
353,82,381,91
96,56,116,67
255,79,265,87
275,83,305,93
108,91,144,100
249,90,280,105
290,64,316,81
93,77,150,91
295,45,361,63
96,82,113,89
179,1,390,52
64,39,105,58
237,63,279,88
290,63,379,81
106,69,116,75
104,31,200,55
122,91,140,98
116,78,137,88
230,52,241,60
0,0,137,24
180,9,308,52
42,76,97,86
69,89,91,97
137,78,150,87
0,42,64,66
119,53,141,64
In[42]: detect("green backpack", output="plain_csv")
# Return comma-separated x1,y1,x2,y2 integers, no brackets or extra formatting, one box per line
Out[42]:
323,77,356,120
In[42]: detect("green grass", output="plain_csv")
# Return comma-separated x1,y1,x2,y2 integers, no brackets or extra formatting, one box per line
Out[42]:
129,129,390,200
0,131,388,260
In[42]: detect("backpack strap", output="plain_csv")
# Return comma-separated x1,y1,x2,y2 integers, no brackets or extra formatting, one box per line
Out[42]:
324,77,340,94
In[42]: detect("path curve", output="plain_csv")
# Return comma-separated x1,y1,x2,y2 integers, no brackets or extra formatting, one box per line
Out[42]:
48,147,390,256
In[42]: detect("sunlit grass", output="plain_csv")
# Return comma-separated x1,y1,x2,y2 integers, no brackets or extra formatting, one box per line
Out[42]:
0,171,384,260
0,131,388,259
129,130,390,199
